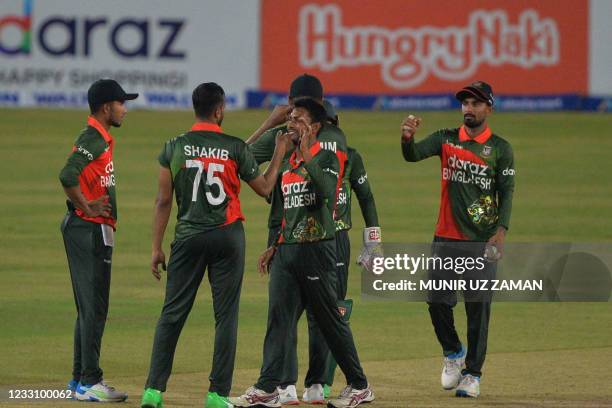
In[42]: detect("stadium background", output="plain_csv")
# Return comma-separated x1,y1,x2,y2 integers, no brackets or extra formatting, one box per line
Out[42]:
1,0,611,407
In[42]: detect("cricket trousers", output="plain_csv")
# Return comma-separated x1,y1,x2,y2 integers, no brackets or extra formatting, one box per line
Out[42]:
61,210,112,386
256,239,367,393
271,228,352,388
427,236,497,377
145,221,245,396
321,229,352,386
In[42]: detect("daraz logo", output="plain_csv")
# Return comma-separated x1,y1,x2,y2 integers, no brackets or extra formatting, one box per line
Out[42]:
0,0,186,58
0,0,32,55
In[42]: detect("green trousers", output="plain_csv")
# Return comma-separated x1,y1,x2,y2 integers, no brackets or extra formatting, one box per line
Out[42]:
256,239,367,393
270,228,352,388
427,236,496,377
61,211,112,386
145,221,245,396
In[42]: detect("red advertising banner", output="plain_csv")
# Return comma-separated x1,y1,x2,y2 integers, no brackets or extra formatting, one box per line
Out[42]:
261,0,588,94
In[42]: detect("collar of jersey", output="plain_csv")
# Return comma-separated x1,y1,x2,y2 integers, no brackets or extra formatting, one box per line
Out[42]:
289,142,322,168
191,122,223,133
459,125,491,144
87,116,113,143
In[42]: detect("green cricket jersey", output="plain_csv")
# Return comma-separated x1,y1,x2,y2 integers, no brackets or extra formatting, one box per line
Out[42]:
402,125,514,241
335,147,379,231
158,122,260,241
249,123,348,231
59,116,118,228
279,141,340,244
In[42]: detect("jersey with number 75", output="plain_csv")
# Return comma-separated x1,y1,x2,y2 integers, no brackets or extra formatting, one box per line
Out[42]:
158,123,260,241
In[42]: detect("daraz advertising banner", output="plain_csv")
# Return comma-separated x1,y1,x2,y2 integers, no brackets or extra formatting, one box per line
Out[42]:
256,0,611,111
0,0,260,109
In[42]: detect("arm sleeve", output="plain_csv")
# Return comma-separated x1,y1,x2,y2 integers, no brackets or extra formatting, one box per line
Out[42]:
248,128,278,165
496,142,515,230
59,133,106,187
237,141,261,182
303,149,339,200
401,129,445,162
349,151,379,227
158,140,173,168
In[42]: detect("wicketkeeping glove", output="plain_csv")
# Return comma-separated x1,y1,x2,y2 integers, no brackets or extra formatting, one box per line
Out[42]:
357,227,383,273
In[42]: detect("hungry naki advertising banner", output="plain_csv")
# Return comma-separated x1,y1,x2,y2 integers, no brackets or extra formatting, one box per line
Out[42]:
0,0,260,109
260,0,588,96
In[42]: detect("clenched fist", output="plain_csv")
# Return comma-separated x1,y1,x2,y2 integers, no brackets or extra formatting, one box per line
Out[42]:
401,114,422,142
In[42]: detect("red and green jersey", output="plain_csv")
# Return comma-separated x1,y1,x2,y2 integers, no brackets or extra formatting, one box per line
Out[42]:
249,123,348,231
335,147,379,231
158,122,260,241
279,141,341,244
402,125,515,241
59,116,117,228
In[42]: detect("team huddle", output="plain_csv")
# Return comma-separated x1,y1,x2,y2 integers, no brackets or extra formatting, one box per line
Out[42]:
59,75,514,407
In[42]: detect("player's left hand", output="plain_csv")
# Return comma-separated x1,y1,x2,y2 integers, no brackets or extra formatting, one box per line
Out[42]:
258,246,276,276
486,226,506,260
151,249,167,280
298,124,315,161
357,227,384,273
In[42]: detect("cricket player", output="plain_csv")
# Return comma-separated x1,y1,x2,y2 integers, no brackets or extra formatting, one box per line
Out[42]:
231,98,374,408
59,79,137,402
246,74,350,404
322,100,381,391
140,83,291,408
400,81,515,398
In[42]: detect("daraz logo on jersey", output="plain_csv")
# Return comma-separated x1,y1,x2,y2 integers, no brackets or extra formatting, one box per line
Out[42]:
101,161,115,188
0,0,186,58
443,153,492,190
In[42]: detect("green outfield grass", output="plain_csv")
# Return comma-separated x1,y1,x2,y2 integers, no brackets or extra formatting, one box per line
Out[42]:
0,108,611,407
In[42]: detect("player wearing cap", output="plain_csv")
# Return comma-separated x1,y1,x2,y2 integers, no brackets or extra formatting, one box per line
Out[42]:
246,75,350,405
140,83,290,408
400,81,515,398
322,100,380,393
231,98,374,408
59,79,138,402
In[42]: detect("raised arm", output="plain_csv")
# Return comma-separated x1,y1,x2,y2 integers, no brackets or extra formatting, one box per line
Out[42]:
248,132,292,197
400,115,443,161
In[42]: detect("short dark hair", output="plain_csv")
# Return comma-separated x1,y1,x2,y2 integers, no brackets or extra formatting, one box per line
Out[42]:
192,82,225,119
293,98,327,125
89,102,104,114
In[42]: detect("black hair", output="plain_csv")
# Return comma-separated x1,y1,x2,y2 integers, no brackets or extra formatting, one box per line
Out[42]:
89,103,103,114
192,82,225,119
293,98,327,125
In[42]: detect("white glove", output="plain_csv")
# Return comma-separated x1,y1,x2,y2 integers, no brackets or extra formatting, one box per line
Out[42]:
357,227,383,273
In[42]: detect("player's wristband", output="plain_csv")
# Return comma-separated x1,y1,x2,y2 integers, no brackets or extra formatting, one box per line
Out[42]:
363,227,381,244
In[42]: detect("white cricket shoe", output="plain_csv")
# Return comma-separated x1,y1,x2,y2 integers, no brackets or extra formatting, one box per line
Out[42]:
278,384,299,405
302,383,325,404
229,386,280,407
441,345,466,390
327,384,374,408
75,381,127,402
455,374,480,398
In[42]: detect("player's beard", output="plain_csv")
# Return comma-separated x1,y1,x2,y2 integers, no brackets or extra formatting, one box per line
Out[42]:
217,112,224,126
463,114,483,128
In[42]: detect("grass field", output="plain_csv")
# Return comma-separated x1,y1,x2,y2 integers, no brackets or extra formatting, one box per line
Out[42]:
0,108,611,407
